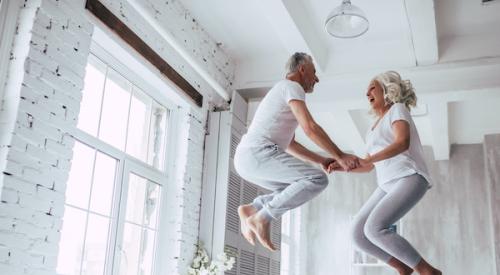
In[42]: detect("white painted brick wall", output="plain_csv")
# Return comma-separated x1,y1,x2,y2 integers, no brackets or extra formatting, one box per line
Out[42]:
0,0,92,274
0,0,214,274
164,107,208,275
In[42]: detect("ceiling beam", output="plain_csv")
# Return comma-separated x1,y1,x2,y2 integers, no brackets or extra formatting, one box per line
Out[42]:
427,101,450,160
86,0,204,106
255,0,328,72
124,0,233,101
403,0,439,66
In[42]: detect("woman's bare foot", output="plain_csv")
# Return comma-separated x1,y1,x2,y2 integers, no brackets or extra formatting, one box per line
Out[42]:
388,257,413,275
414,259,442,275
238,205,257,245
246,211,276,251
419,269,442,275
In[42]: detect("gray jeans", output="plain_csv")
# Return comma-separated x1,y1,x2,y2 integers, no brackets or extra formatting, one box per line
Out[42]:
234,139,328,221
351,173,429,268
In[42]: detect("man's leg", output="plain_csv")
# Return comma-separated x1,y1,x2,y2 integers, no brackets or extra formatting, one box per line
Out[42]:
243,144,329,250
234,145,288,246
238,186,281,245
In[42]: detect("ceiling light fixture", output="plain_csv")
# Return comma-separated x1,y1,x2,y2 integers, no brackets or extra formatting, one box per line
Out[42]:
325,0,369,38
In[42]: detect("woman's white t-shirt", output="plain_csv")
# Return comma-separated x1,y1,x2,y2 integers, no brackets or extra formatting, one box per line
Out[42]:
365,103,432,188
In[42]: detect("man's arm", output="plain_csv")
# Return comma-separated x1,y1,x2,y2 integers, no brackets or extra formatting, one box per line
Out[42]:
286,138,326,164
288,100,358,170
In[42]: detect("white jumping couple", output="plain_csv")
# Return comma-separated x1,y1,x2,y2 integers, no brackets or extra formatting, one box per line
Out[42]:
234,53,441,275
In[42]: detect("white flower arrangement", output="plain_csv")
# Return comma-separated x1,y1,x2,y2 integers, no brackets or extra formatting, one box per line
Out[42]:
187,242,236,275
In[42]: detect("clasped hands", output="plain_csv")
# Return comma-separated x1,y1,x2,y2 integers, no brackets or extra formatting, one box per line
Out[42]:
320,154,371,174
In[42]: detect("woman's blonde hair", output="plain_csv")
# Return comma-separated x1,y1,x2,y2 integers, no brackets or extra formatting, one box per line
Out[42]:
373,71,417,109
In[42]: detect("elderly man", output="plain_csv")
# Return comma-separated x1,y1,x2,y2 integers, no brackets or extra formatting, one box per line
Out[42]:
234,52,358,250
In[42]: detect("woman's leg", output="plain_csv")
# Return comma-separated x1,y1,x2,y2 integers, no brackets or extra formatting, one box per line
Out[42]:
363,174,441,274
352,188,413,275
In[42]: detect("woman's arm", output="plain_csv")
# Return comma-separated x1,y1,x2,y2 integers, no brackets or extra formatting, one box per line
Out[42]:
331,119,410,173
365,120,410,164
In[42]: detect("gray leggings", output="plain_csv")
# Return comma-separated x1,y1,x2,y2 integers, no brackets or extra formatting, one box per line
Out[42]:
351,173,429,268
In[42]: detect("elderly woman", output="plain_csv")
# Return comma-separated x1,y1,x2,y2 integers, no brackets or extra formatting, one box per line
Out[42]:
332,71,441,275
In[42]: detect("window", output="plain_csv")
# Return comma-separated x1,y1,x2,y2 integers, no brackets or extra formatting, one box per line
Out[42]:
57,47,174,275
280,211,291,275
280,208,302,275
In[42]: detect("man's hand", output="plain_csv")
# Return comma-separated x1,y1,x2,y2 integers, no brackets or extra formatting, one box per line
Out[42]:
328,160,343,172
320,158,337,174
339,153,360,171
329,154,374,172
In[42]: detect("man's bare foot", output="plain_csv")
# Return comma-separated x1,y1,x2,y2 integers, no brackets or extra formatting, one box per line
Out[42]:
247,212,276,251
238,205,257,245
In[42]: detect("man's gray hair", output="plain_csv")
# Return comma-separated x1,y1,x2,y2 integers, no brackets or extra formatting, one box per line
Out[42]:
285,52,312,75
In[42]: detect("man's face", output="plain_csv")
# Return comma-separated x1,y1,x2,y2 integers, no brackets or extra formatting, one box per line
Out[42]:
301,61,319,93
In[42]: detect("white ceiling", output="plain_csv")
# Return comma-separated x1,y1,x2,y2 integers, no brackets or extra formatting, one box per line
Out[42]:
178,0,500,160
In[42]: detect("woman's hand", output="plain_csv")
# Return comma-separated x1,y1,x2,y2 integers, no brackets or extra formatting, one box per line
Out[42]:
328,154,374,173
359,154,373,167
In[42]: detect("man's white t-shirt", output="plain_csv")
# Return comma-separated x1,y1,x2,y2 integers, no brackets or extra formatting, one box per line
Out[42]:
244,79,305,149
365,103,432,187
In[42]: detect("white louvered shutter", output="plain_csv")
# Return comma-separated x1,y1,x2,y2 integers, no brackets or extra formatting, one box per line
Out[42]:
212,92,281,275
239,250,256,275
226,170,242,234
256,255,270,275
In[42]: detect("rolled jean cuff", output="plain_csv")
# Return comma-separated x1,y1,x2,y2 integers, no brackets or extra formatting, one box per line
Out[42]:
251,201,264,211
259,207,276,222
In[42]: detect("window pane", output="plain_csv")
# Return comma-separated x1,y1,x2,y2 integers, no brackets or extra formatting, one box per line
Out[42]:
125,173,146,224
57,207,87,275
281,242,290,274
77,55,106,136
98,68,131,150
126,87,152,162
282,212,290,236
89,152,117,216
66,142,95,208
147,103,168,170
120,223,142,275
138,229,156,275
82,214,110,275
144,181,161,229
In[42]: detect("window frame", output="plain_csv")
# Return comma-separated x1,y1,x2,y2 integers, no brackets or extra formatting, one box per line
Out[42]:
0,0,21,104
62,37,183,275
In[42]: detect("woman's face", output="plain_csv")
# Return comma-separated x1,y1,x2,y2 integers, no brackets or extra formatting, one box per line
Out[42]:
366,80,385,110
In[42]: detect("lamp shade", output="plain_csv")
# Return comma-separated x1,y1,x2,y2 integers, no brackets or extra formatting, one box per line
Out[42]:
325,0,369,38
